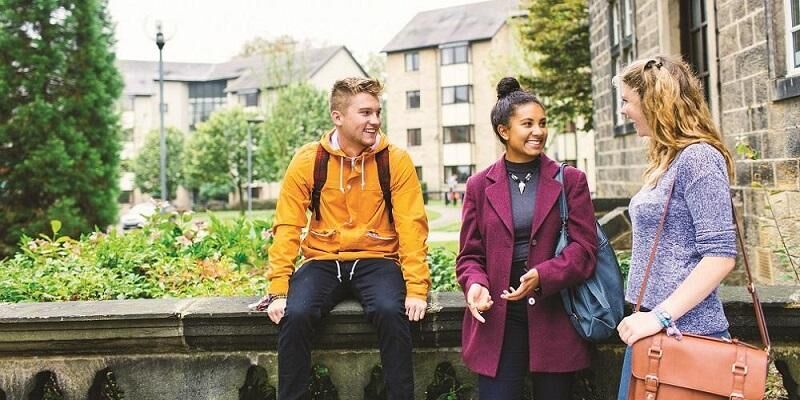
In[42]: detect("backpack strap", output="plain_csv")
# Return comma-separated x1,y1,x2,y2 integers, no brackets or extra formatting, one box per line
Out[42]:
310,144,329,221
310,145,394,224
375,148,394,224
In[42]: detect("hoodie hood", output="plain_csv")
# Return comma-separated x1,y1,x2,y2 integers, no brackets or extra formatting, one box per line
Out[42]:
319,128,390,159
319,128,391,192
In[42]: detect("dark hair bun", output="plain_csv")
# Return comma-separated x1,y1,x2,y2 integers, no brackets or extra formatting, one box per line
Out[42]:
496,77,521,99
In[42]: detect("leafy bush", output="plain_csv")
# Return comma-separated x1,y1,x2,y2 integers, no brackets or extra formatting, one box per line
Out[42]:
0,207,271,303
429,246,459,292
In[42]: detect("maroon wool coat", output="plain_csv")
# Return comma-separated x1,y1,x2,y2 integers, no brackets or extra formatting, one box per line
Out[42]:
456,154,598,377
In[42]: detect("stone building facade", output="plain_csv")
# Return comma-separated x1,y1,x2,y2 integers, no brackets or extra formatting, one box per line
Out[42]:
589,0,800,283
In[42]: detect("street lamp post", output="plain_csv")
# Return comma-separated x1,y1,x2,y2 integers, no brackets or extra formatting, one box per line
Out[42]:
156,22,167,202
246,116,265,214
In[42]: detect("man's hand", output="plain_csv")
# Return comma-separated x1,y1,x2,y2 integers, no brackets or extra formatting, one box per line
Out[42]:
501,268,539,301
267,298,287,324
405,297,427,321
466,283,493,323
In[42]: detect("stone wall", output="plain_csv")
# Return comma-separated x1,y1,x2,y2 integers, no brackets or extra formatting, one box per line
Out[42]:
588,0,800,284
1,289,798,399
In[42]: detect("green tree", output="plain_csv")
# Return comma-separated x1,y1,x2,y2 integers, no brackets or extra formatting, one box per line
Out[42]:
0,0,122,256
131,127,184,200
259,83,330,181
517,0,593,130
184,107,259,213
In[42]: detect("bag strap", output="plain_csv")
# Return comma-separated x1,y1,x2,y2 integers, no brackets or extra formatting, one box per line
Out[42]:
375,148,394,224
310,144,394,224
555,163,569,229
634,176,771,352
310,144,329,221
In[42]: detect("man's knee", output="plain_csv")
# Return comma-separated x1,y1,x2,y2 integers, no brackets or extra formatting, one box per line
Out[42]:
365,298,405,323
283,302,322,328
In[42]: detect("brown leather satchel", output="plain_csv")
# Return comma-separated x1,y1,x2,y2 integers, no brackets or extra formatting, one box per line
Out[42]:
627,178,771,400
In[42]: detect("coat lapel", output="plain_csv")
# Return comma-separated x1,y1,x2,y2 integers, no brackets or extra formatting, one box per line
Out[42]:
530,154,561,238
484,158,514,236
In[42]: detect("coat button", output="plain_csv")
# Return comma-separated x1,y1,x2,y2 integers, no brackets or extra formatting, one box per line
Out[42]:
530,238,537,246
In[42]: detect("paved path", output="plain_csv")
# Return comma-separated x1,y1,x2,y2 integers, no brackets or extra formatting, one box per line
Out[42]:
426,203,462,242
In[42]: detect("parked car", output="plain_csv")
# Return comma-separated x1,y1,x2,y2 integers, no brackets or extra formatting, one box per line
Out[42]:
120,202,175,230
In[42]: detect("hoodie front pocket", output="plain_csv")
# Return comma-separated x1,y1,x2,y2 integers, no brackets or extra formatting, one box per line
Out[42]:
366,230,396,241
309,229,336,238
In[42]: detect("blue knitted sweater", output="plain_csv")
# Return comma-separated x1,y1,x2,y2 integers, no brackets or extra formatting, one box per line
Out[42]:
626,143,737,335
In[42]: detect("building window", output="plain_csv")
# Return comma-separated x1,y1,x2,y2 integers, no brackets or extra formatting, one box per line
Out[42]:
681,0,710,102
441,85,471,104
440,44,469,65
405,51,420,71
444,165,475,184
443,125,473,144
787,0,800,74
406,90,420,109
415,166,423,180
188,80,227,130
239,92,259,107
407,128,422,146
610,0,636,131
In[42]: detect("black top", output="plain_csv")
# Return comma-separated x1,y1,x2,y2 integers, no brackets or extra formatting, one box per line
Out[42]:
504,157,540,324
505,158,540,263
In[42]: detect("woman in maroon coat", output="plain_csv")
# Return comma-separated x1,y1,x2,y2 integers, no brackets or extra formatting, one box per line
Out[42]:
456,77,598,399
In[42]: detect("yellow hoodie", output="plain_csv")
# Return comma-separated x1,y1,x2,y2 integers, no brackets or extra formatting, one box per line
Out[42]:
267,129,430,299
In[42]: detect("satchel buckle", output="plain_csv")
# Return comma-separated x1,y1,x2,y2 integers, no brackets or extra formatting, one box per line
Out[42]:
732,363,748,375
729,392,744,400
647,348,663,359
644,374,659,390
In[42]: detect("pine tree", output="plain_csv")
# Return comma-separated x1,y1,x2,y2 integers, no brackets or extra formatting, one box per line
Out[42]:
0,0,122,256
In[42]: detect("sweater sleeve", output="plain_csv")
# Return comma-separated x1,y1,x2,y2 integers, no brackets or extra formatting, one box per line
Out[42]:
679,144,737,258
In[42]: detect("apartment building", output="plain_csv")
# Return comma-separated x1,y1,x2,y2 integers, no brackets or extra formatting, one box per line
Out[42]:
383,0,525,195
117,46,367,207
589,0,800,283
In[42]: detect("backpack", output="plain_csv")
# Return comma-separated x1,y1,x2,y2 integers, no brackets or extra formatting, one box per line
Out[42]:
309,144,394,223
555,163,625,342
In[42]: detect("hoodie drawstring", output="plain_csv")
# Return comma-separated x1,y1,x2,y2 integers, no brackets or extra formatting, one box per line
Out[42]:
349,259,360,281
334,259,360,282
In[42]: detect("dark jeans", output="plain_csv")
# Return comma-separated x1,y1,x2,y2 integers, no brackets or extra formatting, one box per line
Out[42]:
277,259,413,400
478,319,574,400
616,330,730,400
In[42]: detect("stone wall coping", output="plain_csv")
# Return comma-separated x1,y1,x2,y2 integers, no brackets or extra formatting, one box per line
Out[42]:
0,287,797,356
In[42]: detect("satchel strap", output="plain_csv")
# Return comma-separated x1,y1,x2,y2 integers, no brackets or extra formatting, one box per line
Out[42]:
555,163,569,228
634,173,771,353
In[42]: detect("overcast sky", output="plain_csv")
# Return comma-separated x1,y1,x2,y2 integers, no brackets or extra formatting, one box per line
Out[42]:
108,0,485,64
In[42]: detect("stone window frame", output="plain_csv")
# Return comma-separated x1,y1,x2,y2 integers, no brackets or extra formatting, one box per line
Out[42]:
681,0,711,103
786,0,800,76
609,0,636,136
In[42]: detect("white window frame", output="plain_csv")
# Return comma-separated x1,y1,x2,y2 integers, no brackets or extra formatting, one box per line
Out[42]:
786,0,800,76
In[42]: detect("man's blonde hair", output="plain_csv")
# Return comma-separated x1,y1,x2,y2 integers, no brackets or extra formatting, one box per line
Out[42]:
615,55,734,186
329,77,383,113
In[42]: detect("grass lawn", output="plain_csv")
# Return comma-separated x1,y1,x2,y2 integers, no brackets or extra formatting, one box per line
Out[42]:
192,210,274,223
425,207,442,222
435,221,462,232
429,240,458,253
